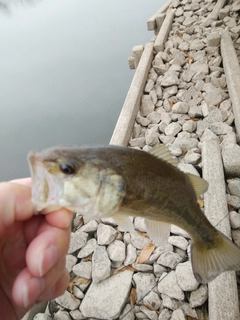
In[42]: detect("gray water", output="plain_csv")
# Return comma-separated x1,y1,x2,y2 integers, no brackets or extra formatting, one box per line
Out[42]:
0,0,165,181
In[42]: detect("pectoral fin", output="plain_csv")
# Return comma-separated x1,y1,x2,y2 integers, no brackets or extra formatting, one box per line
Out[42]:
113,213,135,232
145,219,171,246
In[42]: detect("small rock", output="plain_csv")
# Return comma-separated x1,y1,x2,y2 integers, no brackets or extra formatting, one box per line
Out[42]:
159,308,172,320
175,260,199,291
229,211,240,229
133,272,161,309
161,71,180,87
130,231,151,249
107,240,126,262
56,290,80,311
141,95,155,116
184,149,201,164
158,272,185,301
227,179,240,197
119,303,135,320
173,137,199,152
171,225,191,239
165,122,182,136
182,120,196,132
77,238,97,259
66,255,77,273
172,102,189,114
124,243,137,266
68,230,88,254
140,305,158,320
136,115,151,127
171,309,186,320
147,111,161,124
97,223,117,245
189,284,208,307
161,293,181,310
157,251,182,269
80,220,98,233
129,137,146,148
92,245,111,283
72,261,92,279
168,236,188,250
133,264,153,272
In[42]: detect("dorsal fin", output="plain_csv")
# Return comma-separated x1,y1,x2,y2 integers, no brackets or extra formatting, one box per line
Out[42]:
150,144,178,167
186,173,209,198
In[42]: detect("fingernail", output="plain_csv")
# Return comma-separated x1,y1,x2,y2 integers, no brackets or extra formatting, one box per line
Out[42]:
38,245,58,277
23,278,45,308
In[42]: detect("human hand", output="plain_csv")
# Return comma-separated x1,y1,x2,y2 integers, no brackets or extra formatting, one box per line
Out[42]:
0,178,72,320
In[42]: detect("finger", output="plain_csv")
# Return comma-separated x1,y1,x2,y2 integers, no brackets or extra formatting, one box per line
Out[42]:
10,178,32,187
0,182,33,236
45,208,73,229
12,258,67,308
37,268,69,302
26,222,71,277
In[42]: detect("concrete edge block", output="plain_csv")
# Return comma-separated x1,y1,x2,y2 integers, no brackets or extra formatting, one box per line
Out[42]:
110,41,154,147
221,28,240,141
147,0,172,30
208,0,228,21
202,139,240,320
153,9,175,53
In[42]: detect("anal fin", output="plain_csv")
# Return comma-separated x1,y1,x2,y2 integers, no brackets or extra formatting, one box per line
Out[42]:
145,219,171,246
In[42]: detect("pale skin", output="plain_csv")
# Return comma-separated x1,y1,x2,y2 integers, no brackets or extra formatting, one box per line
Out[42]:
0,178,73,320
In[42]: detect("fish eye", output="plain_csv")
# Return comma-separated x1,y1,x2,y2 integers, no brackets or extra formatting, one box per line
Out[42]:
60,162,76,175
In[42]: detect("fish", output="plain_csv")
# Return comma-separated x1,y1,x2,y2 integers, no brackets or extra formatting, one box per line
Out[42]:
27,144,240,284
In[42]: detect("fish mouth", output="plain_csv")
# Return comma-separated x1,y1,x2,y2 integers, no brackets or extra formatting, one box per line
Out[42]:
27,151,62,213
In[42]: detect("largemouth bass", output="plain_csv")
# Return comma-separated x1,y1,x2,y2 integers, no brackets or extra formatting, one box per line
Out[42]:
27,144,240,283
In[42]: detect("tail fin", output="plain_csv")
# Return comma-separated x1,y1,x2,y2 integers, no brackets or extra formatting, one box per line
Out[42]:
191,231,240,284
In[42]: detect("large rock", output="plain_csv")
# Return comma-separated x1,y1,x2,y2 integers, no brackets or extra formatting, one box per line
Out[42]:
80,270,133,319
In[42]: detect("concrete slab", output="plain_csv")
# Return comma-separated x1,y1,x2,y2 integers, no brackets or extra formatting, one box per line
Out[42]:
110,41,154,147
221,28,240,141
202,139,239,320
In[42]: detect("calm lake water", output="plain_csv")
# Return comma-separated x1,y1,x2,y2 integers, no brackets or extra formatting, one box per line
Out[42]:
0,0,165,181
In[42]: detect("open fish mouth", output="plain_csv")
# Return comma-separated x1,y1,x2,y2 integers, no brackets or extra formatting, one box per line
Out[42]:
27,151,63,213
